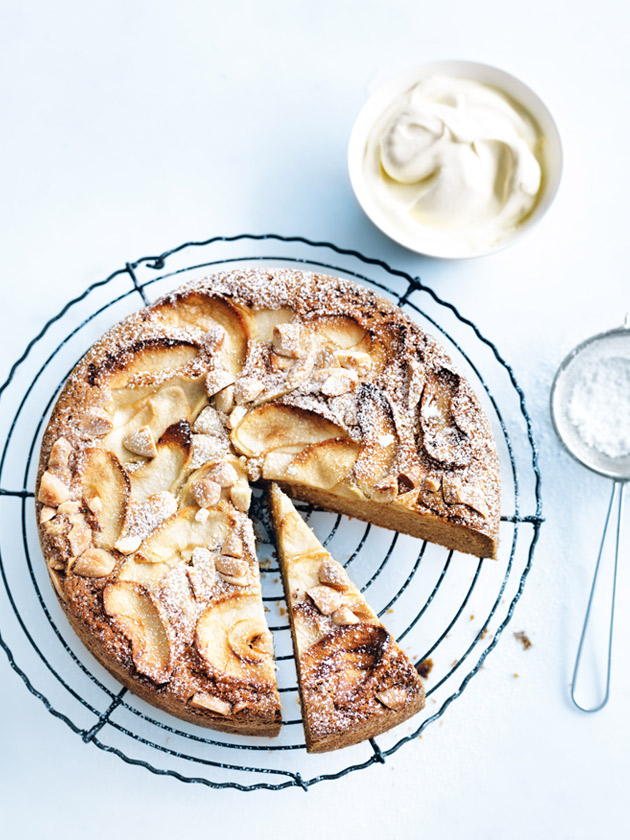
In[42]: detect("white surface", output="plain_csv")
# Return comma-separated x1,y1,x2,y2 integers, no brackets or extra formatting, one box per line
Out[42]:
0,1,628,837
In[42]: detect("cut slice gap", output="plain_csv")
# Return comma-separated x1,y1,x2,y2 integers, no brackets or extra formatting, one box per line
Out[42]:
269,483,425,753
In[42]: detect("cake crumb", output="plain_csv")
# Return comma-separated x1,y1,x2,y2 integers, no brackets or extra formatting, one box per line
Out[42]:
514,630,532,650
416,658,433,679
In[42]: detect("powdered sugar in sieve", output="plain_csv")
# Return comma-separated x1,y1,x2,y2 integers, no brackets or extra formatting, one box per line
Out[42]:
551,326,630,480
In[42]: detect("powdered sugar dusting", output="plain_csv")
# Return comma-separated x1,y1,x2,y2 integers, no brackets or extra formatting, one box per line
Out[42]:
38,266,500,734
568,356,630,457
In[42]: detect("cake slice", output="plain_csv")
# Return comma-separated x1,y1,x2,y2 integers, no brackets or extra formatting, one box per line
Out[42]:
270,483,425,752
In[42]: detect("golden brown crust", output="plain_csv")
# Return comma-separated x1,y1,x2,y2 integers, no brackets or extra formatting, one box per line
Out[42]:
269,483,425,752
274,481,496,558
300,624,425,752
36,267,499,743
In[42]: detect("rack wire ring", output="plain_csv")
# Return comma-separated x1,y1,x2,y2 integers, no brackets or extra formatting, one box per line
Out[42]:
0,234,543,791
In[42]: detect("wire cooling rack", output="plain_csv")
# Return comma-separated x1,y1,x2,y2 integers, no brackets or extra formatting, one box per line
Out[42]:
0,234,542,791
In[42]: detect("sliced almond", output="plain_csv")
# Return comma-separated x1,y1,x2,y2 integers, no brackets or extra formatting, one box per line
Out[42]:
234,377,264,405
44,515,70,539
85,495,103,516
48,437,73,473
114,534,143,555
123,425,158,459
79,409,113,436
227,405,247,430
269,351,294,372
57,500,81,516
335,349,373,377
191,545,214,565
187,547,216,600
48,557,66,572
72,548,116,578
369,478,397,503
221,533,244,558
192,406,225,435
229,482,252,512
219,573,249,587
423,473,441,493
272,323,310,358
375,686,408,711
306,585,343,616
343,594,375,621
320,369,358,397
212,383,235,413
205,368,237,399
188,433,229,470
191,478,222,508
67,516,92,557
38,471,71,507
199,323,227,351
318,557,350,591
331,606,360,626
48,567,65,600
216,555,247,577
189,692,232,716
207,461,238,487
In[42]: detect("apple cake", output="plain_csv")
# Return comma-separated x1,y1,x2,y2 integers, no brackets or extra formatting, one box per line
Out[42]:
270,483,425,752
36,267,500,742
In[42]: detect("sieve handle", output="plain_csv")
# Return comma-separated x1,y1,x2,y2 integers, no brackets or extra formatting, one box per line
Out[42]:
571,480,623,712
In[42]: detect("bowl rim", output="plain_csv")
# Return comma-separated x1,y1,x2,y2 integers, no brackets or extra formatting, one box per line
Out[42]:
347,59,563,259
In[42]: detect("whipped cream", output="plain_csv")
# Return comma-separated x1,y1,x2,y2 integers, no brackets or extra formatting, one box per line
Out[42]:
363,75,544,254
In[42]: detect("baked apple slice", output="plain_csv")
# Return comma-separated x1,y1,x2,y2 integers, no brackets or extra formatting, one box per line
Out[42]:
135,506,230,564
230,404,346,457
103,581,173,683
151,290,249,379
129,420,192,501
263,438,361,490
103,382,201,465
195,594,275,681
269,483,425,752
79,448,130,550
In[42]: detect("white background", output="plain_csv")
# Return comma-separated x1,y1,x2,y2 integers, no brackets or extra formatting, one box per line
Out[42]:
1,1,628,837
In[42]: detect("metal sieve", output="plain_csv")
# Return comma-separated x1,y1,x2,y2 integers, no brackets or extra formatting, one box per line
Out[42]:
550,323,630,712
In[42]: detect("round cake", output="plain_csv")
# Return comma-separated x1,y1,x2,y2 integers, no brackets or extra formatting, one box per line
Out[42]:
36,268,500,737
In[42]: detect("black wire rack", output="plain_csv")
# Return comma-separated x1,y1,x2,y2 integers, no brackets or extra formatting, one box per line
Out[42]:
0,234,542,791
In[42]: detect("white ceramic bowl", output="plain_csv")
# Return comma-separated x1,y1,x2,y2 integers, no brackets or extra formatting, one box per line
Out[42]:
348,60,563,259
